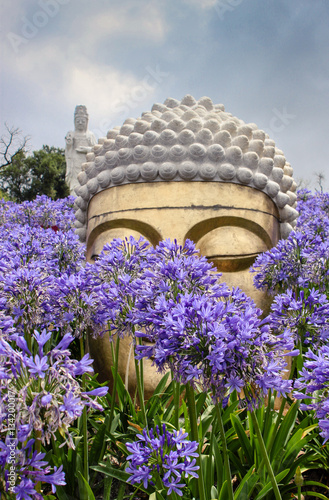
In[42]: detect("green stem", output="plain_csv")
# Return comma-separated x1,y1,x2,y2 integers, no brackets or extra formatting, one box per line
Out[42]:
35,430,42,493
185,384,206,500
138,336,145,396
26,329,32,354
109,335,121,424
297,485,302,500
128,485,143,500
214,402,234,500
250,410,282,500
103,476,113,500
262,347,298,468
266,394,286,457
91,334,121,487
80,337,89,483
172,373,180,430
134,353,148,430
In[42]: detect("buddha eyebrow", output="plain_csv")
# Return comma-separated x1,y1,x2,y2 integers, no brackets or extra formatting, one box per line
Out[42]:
88,204,280,222
205,252,260,259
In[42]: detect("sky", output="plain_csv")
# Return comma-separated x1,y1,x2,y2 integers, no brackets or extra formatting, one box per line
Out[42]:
0,0,328,191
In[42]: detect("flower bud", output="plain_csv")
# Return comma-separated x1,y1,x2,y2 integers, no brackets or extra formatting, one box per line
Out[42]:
294,466,304,487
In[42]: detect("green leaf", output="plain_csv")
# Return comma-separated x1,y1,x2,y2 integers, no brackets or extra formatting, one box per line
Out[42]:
149,490,167,500
52,486,73,500
114,369,136,418
196,391,208,417
304,481,329,490
213,435,224,491
254,469,289,500
89,414,111,466
116,481,126,500
76,454,89,500
110,412,121,434
91,463,130,483
303,493,329,500
103,476,112,500
234,466,260,500
210,485,218,498
205,431,215,490
282,434,315,471
229,453,249,478
297,351,304,374
146,372,170,418
78,472,96,500
230,413,253,465
218,480,228,500
222,400,240,425
270,402,298,462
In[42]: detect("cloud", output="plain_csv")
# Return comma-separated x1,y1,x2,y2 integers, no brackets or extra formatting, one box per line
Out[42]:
182,0,218,8
1,37,168,140
69,1,168,53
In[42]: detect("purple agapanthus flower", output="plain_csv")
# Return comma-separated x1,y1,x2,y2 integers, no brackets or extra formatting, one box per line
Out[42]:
0,329,108,448
131,240,294,406
126,424,199,496
25,354,49,378
252,190,329,295
0,326,108,494
294,345,329,442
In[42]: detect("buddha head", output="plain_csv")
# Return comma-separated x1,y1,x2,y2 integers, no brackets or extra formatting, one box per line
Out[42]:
73,95,298,397
74,105,89,133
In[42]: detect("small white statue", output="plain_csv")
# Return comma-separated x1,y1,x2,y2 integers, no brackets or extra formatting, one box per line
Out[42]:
65,105,96,195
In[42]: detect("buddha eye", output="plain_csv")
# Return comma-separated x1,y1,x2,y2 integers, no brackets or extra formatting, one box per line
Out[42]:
195,226,268,273
207,253,260,273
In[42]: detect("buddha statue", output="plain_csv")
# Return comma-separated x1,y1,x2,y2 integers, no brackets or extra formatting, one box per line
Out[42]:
65,105,97,195
73,95,298,398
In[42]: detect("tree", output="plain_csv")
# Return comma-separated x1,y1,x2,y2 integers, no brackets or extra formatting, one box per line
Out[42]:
0,144,70,202
23,145,70,201
0,123,30,168
315,172,325,193
0,124,70,202
0,149,30,202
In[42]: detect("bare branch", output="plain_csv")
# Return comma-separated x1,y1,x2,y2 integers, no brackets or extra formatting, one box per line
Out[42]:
314,171,325,194
0,123,30,167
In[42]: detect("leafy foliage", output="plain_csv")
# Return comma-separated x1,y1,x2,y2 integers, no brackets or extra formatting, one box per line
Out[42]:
0,145,69,202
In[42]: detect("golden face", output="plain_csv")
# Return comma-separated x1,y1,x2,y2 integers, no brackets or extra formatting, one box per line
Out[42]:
86,181,280,397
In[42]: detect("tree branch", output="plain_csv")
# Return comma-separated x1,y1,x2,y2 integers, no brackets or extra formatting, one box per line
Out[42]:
0,123,30,167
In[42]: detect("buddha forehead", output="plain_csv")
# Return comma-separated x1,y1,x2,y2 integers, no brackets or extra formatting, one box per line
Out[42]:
73,95,298,246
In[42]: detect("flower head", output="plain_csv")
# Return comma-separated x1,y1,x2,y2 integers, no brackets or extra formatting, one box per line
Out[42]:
126,424,198,494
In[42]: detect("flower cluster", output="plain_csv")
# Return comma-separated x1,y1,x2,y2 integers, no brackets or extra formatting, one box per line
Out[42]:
252,190,329,294
126,424,199,496
0,198,85,336
104,239,293,406
294,346,329,442
252,190,329,439
0,329,107,445
0,436,65,499
83,238,295,407
88,237,155,336
0,195,76,232
0,327,107,495
268,287,329,347
0,196,109,497
135,287,293,405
